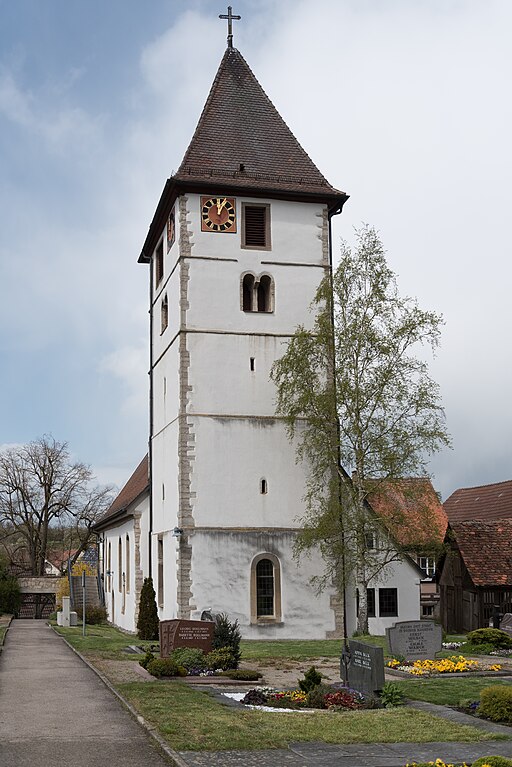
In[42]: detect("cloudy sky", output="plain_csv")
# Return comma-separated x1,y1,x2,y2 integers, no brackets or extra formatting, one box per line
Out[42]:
0,0,510,500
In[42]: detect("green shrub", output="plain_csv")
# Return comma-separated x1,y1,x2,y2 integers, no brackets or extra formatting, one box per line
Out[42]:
213,613,241,668
139,650,155,669
298,665,322,693
472,757,512,767
479,685,512,723
146,658,179,678
379,682,405,708
466,628,512,649
170,647,206,670
205,647,235,670
220,669,262,681
0,571,21,615
137,578,159,640
306,683,336,709
75,605,107,625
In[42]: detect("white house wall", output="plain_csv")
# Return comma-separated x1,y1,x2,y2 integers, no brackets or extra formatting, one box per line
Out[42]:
102,498,150,633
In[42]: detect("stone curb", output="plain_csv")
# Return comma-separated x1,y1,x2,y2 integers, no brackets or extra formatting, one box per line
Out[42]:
50,624,189,767
0,614,13,654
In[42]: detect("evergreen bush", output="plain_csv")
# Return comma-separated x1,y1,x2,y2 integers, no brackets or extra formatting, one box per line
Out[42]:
479,685,512,723
466,628,512,649
137,577,159,640
205,647,235,670
146,658,179,678
220,669,262,681
298,665,322,693
213,613,241,668
472,757,512,767
139,650,155,669
75,605,107,625
0,569,21,615
170,647,206,670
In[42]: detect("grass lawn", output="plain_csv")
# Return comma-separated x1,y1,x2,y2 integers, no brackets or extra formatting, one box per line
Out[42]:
241,634,387,661
118,680,504,751
394,677,512,706
53,624,155,660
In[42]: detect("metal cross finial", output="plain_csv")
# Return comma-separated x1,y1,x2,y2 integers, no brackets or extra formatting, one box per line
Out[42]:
219,6,241,49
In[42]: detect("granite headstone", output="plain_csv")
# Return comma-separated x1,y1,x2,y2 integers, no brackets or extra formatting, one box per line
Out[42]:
386,620,442,661
159,619,215,658
500,613,512,637
344,639,385,693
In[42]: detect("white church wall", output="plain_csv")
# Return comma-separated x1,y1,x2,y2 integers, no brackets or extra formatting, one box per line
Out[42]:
190,416,306,529
188,530,336,639
152,260,181,362
151,528,179,623
152,342,180,437
187,333,287,416
102,515,141,633
151,420,179,534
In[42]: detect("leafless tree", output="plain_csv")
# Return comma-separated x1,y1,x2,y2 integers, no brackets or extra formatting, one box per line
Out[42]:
0,436,113,576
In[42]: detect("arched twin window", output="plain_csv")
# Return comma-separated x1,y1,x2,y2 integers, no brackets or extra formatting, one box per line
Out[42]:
242,273,274,313
250,553,282,622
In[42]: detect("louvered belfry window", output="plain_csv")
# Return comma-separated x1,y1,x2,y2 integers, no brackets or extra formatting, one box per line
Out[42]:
242,203,270,249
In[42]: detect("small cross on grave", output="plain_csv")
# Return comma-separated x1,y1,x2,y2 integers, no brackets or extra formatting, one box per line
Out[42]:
219,6,241,49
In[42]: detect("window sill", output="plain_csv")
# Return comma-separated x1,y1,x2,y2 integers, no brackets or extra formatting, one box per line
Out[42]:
251,619,283,626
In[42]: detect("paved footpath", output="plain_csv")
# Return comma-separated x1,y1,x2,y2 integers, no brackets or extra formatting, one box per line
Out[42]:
2,621,512,767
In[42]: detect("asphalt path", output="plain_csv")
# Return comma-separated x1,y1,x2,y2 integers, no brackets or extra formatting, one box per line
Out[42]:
0,620,172,767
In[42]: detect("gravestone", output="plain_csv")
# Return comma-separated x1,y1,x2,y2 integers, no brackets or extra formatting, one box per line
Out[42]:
343,639,385,693
57,596,78,627
159,619,214,658
500,613,512,637
386,620,442,661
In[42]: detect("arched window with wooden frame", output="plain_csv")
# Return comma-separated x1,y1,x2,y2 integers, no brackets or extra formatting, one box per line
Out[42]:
250,553,282,623
241,272,274,313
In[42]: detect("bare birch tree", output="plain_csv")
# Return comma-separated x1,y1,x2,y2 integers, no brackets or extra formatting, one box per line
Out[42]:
271,225,450,634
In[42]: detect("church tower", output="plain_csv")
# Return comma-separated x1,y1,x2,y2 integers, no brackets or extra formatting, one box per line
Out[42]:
138,29,348,638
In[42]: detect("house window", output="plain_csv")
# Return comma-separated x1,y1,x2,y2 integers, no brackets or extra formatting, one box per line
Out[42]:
379,588,398,617
422,605,434,617
365,531,377,550
125,535,130,594
157,535,164,607
241,272,274,313
155,239,164,285
419,556,436,577
161,294,168,333
356,587,376,618
118,537,123,593
250,553,282,622
242,203,271,249
107,541,111,592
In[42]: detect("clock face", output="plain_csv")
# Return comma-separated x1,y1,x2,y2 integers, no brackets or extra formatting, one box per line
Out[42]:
201,196,236,232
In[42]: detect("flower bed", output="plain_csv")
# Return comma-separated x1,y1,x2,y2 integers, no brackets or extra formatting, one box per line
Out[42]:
238,684,368,711
387,655,502,676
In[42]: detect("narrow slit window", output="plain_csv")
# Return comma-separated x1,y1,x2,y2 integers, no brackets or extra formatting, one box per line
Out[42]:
260,478,267,494
157,536,164,607
257,275,272,312
161,294,168,333
250,357,255,371
155,239,164,285
242,273,255,311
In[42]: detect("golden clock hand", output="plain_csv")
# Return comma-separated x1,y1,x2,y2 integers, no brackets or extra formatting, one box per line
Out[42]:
216,198,227,215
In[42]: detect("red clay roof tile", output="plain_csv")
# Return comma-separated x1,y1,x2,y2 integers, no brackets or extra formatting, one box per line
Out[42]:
450,519,512,586
444,479,512,523
95,455,148,528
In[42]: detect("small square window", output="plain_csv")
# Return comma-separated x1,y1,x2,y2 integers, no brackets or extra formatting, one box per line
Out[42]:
242,203,271,250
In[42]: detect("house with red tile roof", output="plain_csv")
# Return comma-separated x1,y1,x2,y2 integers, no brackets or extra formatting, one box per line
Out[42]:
439,479,512,633
368,478,448,620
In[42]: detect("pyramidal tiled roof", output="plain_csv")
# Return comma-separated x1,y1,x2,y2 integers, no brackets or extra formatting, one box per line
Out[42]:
174,47,346,199
444,479,512,523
